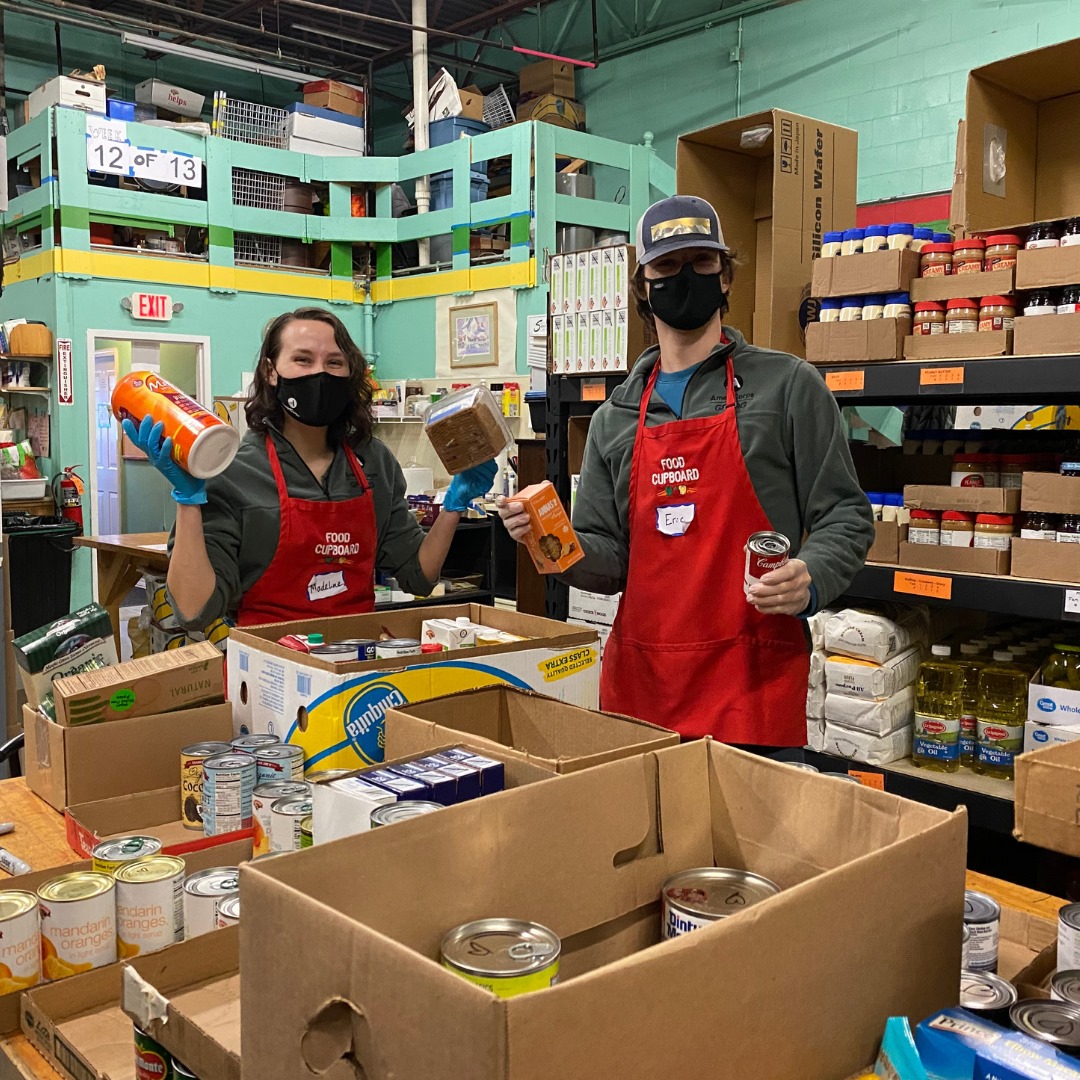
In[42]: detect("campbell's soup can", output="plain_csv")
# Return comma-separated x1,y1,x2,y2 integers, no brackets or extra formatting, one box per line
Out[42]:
743,531,791,595
0,890,42,990
37,872,117,978
111,371,240,479
115,855,185,959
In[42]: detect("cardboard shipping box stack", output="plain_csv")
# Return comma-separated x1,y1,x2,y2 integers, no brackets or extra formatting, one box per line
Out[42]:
678,110,857,359
242,742,965,1080
1012,472,1080,583
516,58,585,130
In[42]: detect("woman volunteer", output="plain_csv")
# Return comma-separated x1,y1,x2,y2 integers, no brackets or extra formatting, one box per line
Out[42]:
125,307,495,628
499,195,874,746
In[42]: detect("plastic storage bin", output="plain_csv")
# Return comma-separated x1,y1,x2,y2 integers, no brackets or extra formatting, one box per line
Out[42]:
429,117,490,179
2,515,79,636
430,174,490,212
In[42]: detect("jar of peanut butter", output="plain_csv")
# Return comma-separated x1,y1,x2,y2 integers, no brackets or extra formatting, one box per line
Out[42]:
909,508,941,545
978,296,1016,332
984,234,1020,270
974,513,1016,551
920,243,953,277
914,301,946,335
953,238,985,274
940,510,975,548
945,298,979,334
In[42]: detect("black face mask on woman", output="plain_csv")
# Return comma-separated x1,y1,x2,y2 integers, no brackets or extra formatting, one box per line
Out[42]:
647,261,725,331
276,371,350,428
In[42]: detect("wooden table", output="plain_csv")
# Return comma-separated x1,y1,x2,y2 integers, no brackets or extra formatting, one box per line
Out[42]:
74,533,169,649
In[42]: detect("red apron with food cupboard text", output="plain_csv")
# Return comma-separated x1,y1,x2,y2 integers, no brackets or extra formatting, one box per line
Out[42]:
600,354,809,745
237,435,377,626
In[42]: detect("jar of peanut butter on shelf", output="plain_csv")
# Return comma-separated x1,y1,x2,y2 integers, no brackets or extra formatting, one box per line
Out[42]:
920,242,953,277
914,301,946,335
952,237,985,275
940,510,975,548
978,296,1016,332
983,234,1020,271
974,514,1016,551
945,298,979,334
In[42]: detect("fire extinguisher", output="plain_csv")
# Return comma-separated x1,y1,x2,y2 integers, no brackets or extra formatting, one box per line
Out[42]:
53,466,85,533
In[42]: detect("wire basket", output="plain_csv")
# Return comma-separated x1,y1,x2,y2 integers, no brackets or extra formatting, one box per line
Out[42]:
483,85,515,129
234,233,282,267
232,168,286,211
213,93,288,149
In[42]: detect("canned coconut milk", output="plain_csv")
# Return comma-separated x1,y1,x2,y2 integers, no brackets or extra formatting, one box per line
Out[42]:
114,855,185,958
180,741,231,830
661,868,781,939
201,752,256,836
252,780,310,856
37,872,116,978
375,638,421,659
370,801,444,827
91,835,162,875
270,797,313,852
183,867,239,939
230,733,280,752
0,890,41,990
964,890,1000,973
254,743,305,783
441,919,560,998
1010,999,1080,1052
959,970,1017,1023
743,531,790,595
1060,903,1080,972
215,896,240,929
1053,970,1080,1007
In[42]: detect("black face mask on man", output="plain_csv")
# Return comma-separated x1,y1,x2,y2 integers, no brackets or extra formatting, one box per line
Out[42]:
647,261,725,331
276,371,350,428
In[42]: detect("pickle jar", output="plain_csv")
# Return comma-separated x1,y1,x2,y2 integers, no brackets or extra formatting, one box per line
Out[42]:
1042,643,1080,691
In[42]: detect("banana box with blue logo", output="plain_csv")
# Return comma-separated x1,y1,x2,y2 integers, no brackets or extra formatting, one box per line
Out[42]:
1028,664,1080,726
226,604,599,772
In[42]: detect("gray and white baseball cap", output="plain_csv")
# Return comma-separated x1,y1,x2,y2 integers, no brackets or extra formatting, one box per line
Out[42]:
635,194,728,265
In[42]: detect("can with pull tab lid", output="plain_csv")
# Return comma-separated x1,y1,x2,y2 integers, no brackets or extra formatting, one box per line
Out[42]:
441,918,560,998
959,970,1017,1024
1009,999,1080,1053
964,890,1000,972
661,867,781,939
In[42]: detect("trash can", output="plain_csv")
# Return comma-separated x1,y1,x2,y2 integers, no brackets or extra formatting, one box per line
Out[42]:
3,515,79,636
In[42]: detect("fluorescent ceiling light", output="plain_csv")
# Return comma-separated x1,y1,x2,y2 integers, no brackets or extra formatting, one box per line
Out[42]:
120,32,316,83
292,24,387,52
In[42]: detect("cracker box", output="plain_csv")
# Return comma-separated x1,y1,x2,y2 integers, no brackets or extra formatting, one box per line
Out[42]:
515,481,584,573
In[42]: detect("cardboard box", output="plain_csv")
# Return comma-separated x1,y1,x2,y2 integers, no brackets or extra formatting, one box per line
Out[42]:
811,249,920,298
65,786,250,858
134,78,204,118
567,587,621,626
677,110,858,358
227,605,599,772
286,136,363,157
867,521,907,564
1011,537,1080,583
1026,665,1080,727
805,318,908,363
1025,720,1080,754
1020,471,1080,514
457,84,485,122
24,701,233,812
903,484,1021,514
515,94,586,130
386,686,678,773
285,110,365,152
519,58,576,99
303,79,365,119
1,838,250,1036
962,39,1080,234
1014,312,1080,356
52,640,223,726
1016,739,1080,857
242,740,966,1080
954,404,1051,430
1016,245,1080,289
28,75,106,118
898,541,1010,575
903,330,1011,360
909,267,1016,303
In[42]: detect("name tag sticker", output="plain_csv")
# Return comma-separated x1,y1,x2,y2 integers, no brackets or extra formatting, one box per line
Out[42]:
307,570,347,602
656,503,695,537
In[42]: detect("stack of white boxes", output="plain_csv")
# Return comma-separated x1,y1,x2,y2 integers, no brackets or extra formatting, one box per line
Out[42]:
550,245,631,376
567,587,620,663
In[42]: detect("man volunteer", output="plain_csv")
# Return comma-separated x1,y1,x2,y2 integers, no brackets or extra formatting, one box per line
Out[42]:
499,195,874,746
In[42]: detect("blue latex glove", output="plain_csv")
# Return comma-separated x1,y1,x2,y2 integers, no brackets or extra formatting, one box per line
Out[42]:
121,415,207,505
444,460,498,514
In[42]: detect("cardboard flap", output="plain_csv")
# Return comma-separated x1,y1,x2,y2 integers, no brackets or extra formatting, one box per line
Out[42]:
1015,739,1080,855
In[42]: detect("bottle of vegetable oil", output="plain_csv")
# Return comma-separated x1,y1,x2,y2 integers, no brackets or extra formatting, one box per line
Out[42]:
913,644,964,773
956,643,986,769
974,650,1027,781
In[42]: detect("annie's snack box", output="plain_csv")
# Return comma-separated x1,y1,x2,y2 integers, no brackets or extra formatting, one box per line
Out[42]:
52,640,225,726
423,385,514,475
515,481,584,574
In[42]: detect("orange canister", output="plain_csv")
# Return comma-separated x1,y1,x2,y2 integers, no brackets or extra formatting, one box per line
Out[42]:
111,372,240,479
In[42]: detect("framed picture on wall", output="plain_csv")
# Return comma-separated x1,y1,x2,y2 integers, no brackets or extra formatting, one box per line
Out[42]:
448,301,499,368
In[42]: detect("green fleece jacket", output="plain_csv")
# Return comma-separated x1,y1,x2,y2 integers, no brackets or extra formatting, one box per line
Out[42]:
564,326,874,608
166,424,433,629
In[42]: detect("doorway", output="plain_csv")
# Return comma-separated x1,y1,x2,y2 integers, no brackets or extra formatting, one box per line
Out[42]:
93,349,120,535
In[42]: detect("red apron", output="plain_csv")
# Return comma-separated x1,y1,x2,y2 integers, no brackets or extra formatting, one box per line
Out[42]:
237,435,377,627
600,353,809,745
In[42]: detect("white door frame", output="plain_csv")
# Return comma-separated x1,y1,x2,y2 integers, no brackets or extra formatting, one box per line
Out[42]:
83,329,212,598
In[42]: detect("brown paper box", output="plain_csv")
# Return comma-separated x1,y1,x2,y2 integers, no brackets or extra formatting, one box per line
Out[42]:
867,521,907,564
898,541,1010,575
519,58,576,98
457,84,484,122
1021,472,1080,514
1016,739,1080,858
678,110,858,358
811,249,920,298
1,839,250,1036
241,741,966,1080
1013,312,1080,356
385,686,678,773
52,640,224,726
909,267,1015,303
24,701,233,812
1016,245,1080,290
1011,537,1080,583
903,330,1011,360
904,485,1021,513
805,318,908,363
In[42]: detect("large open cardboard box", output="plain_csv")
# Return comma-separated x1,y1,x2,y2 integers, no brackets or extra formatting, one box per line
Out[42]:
962,39,1080,234
242,740,966,1079
1016,739,1080,857
677,110,857,358
227,604,599,772
385,686,678,773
